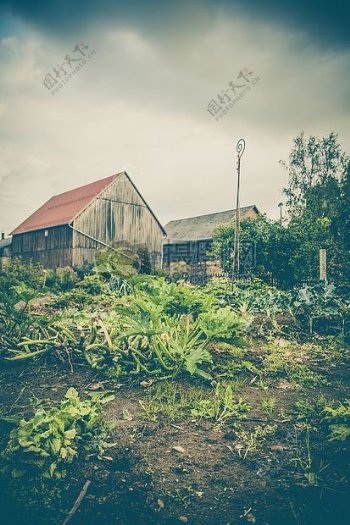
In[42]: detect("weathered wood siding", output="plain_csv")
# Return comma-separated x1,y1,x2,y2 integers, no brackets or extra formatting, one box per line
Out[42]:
72,173,164,269
12,226,73,268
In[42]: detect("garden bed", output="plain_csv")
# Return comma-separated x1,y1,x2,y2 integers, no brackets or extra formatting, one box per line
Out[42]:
1,337,349,525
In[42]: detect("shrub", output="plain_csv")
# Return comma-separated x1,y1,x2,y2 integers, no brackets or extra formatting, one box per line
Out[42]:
1,388,115,478
78,274,106,295
198,306,251,340
0,258,45,294
290,282,349,335
55,267,78,291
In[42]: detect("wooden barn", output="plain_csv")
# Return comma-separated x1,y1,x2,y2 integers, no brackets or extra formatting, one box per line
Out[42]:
11,172,166,270
163,205,259,269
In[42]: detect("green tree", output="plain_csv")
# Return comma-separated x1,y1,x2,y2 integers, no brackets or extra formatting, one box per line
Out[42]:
280,131,348,218
212,214,333,288
332,163,350,281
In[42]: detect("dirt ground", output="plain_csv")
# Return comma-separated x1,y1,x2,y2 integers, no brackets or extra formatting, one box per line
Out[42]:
0,347,349,525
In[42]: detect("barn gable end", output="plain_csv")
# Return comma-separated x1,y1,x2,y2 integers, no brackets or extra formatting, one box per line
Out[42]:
72,172,165,268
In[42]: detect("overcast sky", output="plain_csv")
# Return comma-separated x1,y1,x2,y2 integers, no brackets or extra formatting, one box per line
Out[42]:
0,0,349,234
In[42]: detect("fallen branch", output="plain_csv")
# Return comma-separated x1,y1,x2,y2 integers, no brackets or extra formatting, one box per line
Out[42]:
62,480,91,525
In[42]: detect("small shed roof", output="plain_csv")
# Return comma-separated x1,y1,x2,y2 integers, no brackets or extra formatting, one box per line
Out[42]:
0,237,12,250
165,205,259,242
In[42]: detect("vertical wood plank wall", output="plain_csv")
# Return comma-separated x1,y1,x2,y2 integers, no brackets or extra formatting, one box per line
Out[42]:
11,226,73,268
72,174,164,269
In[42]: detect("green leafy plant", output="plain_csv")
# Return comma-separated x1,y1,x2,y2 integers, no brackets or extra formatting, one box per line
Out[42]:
290,282,348,335
1,388,115,478
139,382,203,423
198,306,251,340
133,277,215,318
235,424,277,457
191,383,250,427
260,397,276,416
150,320,213,380
0,283,48,360
49,289,94,308
294,398,328,422
94,248,138,279
78,274,107,295
0,258,45,294
323,400,350,441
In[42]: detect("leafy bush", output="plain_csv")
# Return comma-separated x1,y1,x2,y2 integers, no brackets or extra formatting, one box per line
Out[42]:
0,258,45,294
55,268,78,291
198,306,251,340
206,278,288,332
49,289,93,308
290,282,349,335
84,308,213,381
44,269,58,288
0,283,42,360
134,277,214,318
94,248,138,279
1,388,115,478
78,274,106,295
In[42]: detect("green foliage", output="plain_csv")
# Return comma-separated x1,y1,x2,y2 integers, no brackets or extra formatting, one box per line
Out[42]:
108,275,134,296
0,258,45,295
262,339,326,387
81,300,213,380
3,319,78,362
323,400,350,442
206,277,289,333
191,383,250,427
294,398,328,422
260,397,276,416
211,132,349,286
212,215,272,277
139,382,203,423
286,364,325,387
212,214,334,288
52,268,79,291
235,424,277,455
49,288,94,308
291,426,329,486
335,164,350,280
133,277,214,318
198,306,251,340
280,131,348,218
281,131,349,282
0,282,44,360
78,274,107,295
94,248,138,279
1,388,115,478
290,282,349,335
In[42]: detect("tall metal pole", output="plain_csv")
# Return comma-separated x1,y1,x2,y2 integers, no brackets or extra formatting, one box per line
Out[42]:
233,138,246,276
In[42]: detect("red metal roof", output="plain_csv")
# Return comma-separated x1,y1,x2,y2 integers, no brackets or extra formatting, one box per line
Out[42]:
12,174,118,235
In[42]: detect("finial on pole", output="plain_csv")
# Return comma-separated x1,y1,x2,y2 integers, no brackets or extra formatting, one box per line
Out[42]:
236,138,246,159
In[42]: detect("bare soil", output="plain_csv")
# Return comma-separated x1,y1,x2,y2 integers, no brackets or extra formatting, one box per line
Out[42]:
0,348,349,525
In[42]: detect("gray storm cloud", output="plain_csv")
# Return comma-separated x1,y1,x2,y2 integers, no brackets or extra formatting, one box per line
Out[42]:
0,1,349,235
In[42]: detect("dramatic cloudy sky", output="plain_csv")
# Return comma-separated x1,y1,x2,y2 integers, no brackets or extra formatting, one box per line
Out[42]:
0,0,349,234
